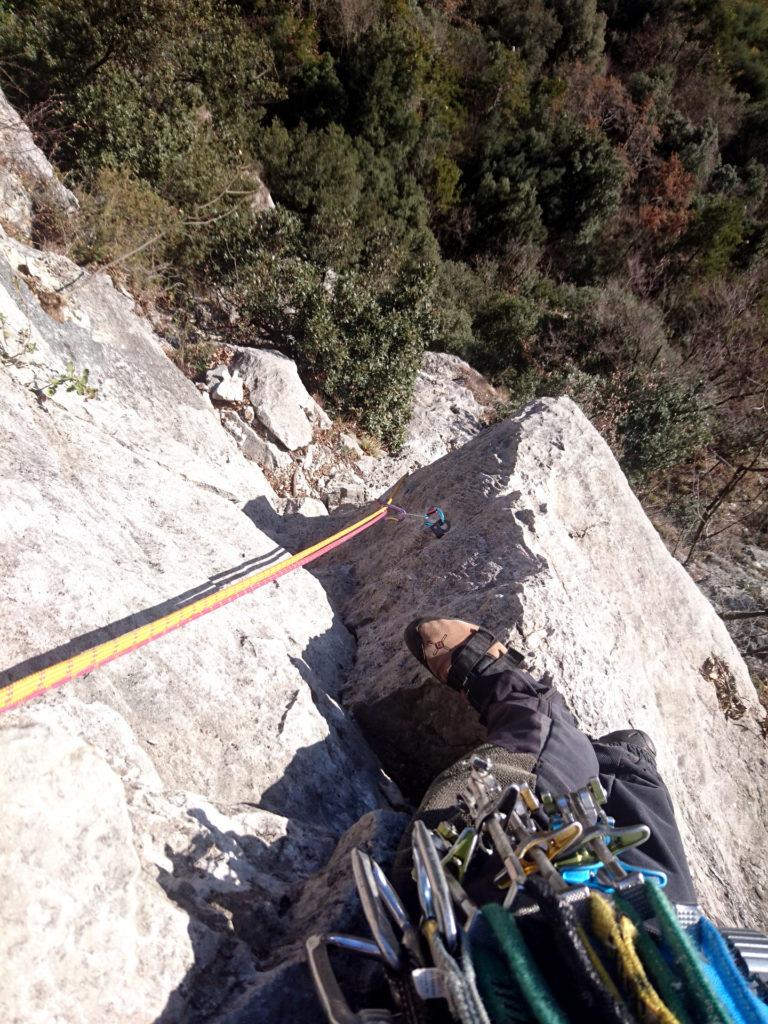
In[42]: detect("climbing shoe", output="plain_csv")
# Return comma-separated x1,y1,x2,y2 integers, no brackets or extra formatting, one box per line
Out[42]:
404,617,525,693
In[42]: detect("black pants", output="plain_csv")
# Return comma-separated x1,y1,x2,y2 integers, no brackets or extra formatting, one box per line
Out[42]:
469,664,699,906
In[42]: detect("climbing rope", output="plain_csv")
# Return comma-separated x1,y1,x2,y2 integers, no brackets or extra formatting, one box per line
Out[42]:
0,482,441,715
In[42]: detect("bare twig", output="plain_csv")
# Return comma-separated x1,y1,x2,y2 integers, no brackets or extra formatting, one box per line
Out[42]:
55,186,264,292
720,609,768,622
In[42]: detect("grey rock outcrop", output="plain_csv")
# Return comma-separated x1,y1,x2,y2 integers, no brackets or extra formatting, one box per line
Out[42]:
325,474,368,511
210,369,245,403
194,350,498,514
0,165,33,236
294,497,329,517
233,347,331,451
0,88,78,225
0,211,393,1018
1,718,192,1023
690,545,768,689
220,408,293,471
2,83,767,1024
342,398,768,929
356,351,500,500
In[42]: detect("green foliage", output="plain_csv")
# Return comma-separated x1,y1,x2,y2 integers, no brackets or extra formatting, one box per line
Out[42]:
709,0,768,100
682,195,746,276
0,0,279,200
256,121,438,285
613,373,711,476
72,166,183,289
2,0,766,473
338,12,429,161
659,112,719,185
472,295,540,378
44,359,98,399
541,282,670,373
473,114,626,254
431,155,462,214
239,257,436,448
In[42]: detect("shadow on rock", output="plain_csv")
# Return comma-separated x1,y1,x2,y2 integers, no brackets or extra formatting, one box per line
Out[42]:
154,802,409,1024
353,676,487,800
153,622,407,1023
154,805,318,1024
256,626,394,830
0,545,289,689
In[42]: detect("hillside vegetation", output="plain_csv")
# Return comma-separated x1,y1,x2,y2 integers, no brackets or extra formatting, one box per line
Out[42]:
1,0,766,547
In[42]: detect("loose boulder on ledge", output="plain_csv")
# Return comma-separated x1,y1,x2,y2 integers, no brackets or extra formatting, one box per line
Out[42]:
233,347,331,451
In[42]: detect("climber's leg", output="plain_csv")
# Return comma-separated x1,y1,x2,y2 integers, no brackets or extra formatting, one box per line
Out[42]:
404,617,699,905
592,731,699,906
404,617,599,793
477,665,601,795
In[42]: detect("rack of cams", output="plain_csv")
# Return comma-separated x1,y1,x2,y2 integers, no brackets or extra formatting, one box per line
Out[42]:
306,756,656,1024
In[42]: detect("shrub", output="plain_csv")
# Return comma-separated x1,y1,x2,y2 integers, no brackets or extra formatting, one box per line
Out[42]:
472,114,625,256
613,373,711,477
257,121,439,288
237,258,437,449
72,166,182,291
471,294,540,378
540,281,670,374
680,195,746,277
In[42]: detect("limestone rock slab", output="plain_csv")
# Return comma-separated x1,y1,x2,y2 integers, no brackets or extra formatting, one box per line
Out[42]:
220,408,293,470
0,166,33,236
0,722,193,1024
359,351,499,499
0,208,391,1020
0,87,78,217
210,370,244,404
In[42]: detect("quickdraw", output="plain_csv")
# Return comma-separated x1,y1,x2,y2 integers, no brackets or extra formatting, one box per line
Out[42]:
424,506,449,538
382,502,450,539
305,757,671,1024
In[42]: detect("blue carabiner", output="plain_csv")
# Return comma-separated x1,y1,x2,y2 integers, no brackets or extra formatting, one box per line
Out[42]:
560,860,667,893
424,506,449,538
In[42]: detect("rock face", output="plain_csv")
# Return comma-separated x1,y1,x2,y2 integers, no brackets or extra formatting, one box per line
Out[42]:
210,369,245,403
0,88,78,230
690,545,768,693
0,171,395,1018
186,348,499,519
2,85,767,1024
220,408,293,471
355,350,500,500
233,347,331,451
342,398,768,929
1,719,192,1024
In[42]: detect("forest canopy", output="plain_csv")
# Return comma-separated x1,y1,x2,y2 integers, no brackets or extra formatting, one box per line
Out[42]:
1,0,766,541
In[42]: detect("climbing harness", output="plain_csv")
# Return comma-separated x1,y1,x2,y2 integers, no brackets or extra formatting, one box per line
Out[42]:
0,482,448,715
306,757,768,1024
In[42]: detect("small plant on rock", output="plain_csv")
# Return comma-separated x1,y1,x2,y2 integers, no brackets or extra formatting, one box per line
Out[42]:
44,359,98,399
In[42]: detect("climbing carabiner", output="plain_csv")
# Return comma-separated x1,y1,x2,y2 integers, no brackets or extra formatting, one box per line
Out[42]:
424,506,449,539
384,503,408,523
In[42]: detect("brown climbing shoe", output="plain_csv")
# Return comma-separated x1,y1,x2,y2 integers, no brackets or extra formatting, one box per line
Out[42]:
404,617,522,693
